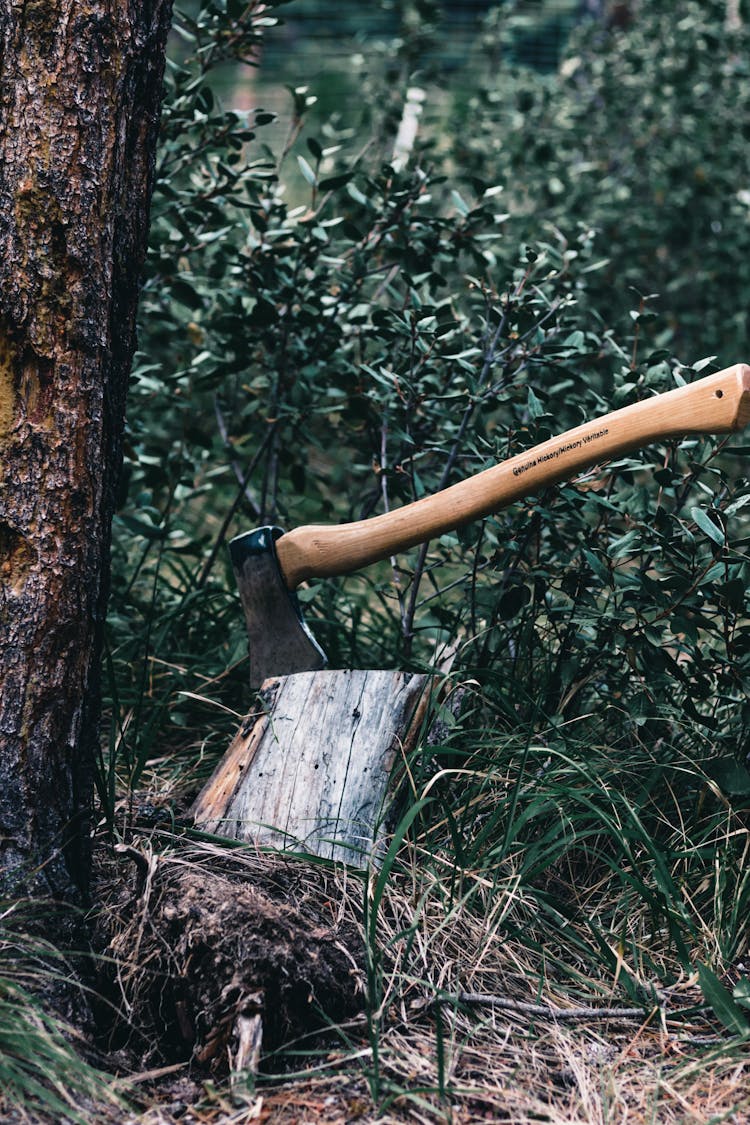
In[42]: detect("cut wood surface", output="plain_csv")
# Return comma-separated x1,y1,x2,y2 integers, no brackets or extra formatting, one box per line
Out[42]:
192,669,430,865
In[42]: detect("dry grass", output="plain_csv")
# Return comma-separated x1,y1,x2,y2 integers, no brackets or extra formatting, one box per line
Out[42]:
86,830,750,1125
76,679,750,1124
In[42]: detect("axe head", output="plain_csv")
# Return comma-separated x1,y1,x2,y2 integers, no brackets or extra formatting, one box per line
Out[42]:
230,526,327,689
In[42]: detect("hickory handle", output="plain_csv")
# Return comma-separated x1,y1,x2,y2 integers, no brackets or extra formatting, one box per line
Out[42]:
277,364,750,590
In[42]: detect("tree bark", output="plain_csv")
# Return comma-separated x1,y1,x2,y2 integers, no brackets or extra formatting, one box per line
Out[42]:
0,0,173,904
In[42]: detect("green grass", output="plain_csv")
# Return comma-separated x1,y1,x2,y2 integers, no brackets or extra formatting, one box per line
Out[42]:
91,492,750,1122
9,658,746,1123
0,908,125,1124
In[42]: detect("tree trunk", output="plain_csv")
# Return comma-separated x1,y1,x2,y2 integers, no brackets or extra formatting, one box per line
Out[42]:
0,1,173,905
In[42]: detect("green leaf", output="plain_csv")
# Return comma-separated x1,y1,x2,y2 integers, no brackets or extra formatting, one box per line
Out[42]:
734,979,750,1010
609,529,642,559
583,548,609,583
346,182,369,206
691,507,725,547
370,798,432,944
725,494,750,517
645,349,672,366
170,278,204,310
704,757,750,798
692,356,718,373
115,514,166,541
297,154,317,186
451,189,470,216
562,330,585,350
498,585,531,620
527,387,545,420
697,963,750,1036
319,171,354,191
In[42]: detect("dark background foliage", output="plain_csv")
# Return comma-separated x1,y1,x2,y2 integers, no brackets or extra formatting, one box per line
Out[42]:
100,0,750,1056
108,0,750,787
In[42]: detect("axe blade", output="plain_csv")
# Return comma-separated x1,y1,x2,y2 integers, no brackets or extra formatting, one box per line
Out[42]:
230,526,327,690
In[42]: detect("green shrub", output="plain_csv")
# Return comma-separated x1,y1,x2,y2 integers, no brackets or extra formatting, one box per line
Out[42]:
449,0,750,365
105,0,750,800
99,0,750,1083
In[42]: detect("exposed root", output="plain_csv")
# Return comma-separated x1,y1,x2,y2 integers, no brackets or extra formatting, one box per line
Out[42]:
93,839,366,1077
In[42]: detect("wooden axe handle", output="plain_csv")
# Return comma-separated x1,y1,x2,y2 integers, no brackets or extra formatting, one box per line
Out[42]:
277,364,750,589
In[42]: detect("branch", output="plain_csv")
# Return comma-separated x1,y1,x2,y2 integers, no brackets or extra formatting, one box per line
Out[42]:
437,991,652,1022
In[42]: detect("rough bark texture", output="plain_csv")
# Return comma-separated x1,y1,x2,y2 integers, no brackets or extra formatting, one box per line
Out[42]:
0,0,173,902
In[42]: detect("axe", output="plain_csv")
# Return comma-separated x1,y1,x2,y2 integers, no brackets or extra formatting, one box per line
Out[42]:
231,364,750,688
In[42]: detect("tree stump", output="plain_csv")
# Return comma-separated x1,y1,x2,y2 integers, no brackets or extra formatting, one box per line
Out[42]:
191,669,432,866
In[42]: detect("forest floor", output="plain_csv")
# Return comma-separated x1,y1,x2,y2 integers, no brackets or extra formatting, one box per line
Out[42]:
86,823,750,1125
7,711,750,1125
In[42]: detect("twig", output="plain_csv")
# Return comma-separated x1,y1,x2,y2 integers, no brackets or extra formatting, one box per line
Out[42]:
196,416,274,589
113,843,151,878
400,279,534,652
214,395,263,513
438,991,653,1022
379,418,407,631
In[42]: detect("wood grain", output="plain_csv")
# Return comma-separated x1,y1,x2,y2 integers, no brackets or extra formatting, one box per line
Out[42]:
192,669,430,866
